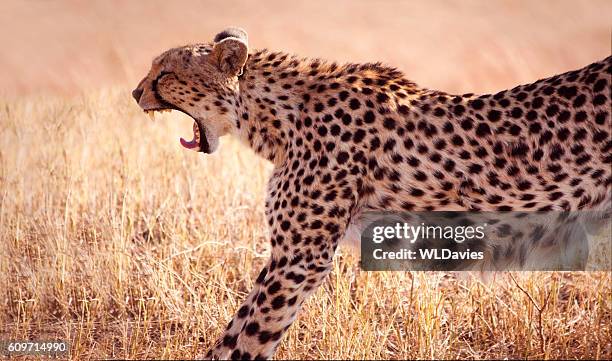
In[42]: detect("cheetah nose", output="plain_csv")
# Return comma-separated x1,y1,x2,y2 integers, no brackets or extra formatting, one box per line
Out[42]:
132,88,143,103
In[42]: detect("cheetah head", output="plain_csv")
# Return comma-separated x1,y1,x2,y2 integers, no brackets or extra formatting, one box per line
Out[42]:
131,27,249,153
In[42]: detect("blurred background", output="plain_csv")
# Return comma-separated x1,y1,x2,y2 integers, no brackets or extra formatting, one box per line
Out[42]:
2,0,610,98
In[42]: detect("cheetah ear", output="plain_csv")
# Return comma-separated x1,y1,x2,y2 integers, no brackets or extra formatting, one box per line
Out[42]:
209,27,248,76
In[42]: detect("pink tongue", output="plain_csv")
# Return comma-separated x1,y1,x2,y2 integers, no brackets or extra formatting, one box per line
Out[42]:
180,136,199,149
180,122,200,149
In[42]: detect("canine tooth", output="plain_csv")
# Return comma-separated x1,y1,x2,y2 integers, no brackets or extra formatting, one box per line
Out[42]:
148,111,156,121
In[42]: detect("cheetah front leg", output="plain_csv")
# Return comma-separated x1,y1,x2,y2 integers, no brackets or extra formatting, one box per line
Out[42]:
204,252,333,360
204,172,356,360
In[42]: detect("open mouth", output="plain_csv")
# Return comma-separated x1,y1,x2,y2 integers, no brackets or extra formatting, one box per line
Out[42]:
143,107,210,153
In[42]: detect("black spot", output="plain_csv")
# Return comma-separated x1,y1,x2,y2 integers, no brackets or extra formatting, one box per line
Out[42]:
575,111,587,122
433,107,446,117
256,268,268,284
487,109,501,122
407,156,420,167
237,305,250,318
469,163,483,174
494,157,507,168
443,159,455,172
539,130,553,145
310,219,324,228
453,104,466,116
475,123,491,136
223,334,238,348
286,272,305,284
595,111,608,125
594,78,607,92
593,130,609,143
526,110,538,121
287,295,298,306
557,128,570,141
268,281,282,295
414,171,427,181
509,125,521,136
532,97,544,109
558,85,577,99
529,123,541,134
451,135,464,146
545,104,559,117
257,292,267,305
370,137,381,151
364,110,375,123
573,128,587,141
271,295,286,310
280,221,290,231
573,94,586,108
353,129,366,143
384,138,397,152
434,139,446,150
557,110,570,123
549,143,565,161
337,152,349,164
246,322,260,336
410,188,424,197
511,107,523,118
532,148,544,161
549,191,564,201
258,331,271,344
593,94,606,105
376,93,389,103
383,117,396,129
510,142,529,157
517,180,532,191
460,118,473,130
470,99,485,110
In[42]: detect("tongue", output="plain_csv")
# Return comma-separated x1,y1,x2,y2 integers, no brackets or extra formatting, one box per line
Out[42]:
180,122,200,150
180,136,199,149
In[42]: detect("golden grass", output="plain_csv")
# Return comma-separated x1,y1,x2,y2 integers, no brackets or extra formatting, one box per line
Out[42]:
1,91,611,360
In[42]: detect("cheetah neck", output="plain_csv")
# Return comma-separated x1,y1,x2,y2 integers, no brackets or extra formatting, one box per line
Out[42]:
233,50,306,165
234,49,419,167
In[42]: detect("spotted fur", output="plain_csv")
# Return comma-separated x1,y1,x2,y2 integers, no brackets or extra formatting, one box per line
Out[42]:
132,28,611,359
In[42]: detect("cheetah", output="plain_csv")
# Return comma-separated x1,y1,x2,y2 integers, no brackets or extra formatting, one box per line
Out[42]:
132,27,611,359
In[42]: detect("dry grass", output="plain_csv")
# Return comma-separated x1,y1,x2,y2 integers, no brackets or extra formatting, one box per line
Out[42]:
0,91,611,360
